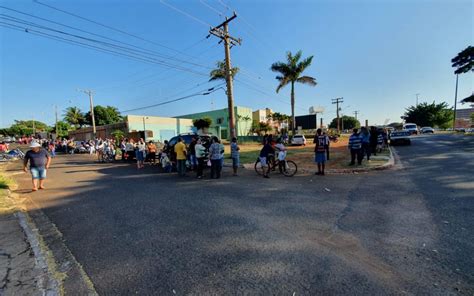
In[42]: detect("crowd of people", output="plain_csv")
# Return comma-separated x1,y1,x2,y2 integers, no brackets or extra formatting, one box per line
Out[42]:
348,126,388,165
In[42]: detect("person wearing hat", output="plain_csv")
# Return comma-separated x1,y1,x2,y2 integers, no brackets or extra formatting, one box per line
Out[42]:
23,141,51,191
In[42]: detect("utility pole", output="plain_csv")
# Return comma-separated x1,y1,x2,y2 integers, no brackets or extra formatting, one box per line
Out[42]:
332,97,344,132
415,93,420,106
209,13,241,139
453,74,458,130
32,116,36,137
78,89,96,137
353,110,360,120
55,105,58,138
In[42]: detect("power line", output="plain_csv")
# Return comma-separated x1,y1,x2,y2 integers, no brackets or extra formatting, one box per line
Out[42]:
121,83,225,113
32,0,197,58
199,0,224,17
160,0,212,27
0,19,209,77
0,12,213,71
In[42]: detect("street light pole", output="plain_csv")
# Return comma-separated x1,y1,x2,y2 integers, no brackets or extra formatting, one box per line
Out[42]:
78,89,96,137
142,116,148,141
453,74,459,130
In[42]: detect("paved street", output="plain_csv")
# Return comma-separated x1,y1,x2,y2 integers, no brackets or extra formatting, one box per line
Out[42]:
12,134,474,295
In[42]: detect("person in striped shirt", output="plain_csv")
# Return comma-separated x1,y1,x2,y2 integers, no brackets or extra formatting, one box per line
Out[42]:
348,128,363,165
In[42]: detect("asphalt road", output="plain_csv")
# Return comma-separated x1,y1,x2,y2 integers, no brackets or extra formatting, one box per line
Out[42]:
13,133,474,295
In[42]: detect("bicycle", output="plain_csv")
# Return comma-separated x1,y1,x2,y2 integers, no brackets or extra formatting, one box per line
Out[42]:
254,155,297,177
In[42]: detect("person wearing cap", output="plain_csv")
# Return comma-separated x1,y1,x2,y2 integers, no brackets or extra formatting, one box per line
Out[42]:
23,141,52,191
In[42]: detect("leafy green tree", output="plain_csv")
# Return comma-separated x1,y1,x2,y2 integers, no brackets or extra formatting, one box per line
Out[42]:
328,116,360,130
192,117,212,130
51,121,72,138
6,120,49,136
209,61,239,82
452,46,474,74
267,112,290,122
403,102,453,128
85,105,122,126
271,50,317,136
111,130,125,144
251,121,273,135
64,107,86,128
461,93,474,104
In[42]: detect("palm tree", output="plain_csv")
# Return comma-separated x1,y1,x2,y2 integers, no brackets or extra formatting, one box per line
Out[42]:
209,61,239,82
64,106,85,128
271,50,317,136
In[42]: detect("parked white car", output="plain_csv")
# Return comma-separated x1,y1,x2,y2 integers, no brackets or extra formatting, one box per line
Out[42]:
291,135,307,146
403,123,418,135
420,127,434,134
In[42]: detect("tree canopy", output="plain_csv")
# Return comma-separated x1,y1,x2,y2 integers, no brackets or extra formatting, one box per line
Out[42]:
271,50,317,136
85,105,123,126
209,61,239,82
51,121,72,138
192,117,212,130
64,106,86,128
403,101,453,128
2,120,50,136
461,93,474,104
451,46,474,75
267,112,290,122
328,116,360,130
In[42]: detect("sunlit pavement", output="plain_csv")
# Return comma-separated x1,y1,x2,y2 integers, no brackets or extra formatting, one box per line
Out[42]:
11,134,474,295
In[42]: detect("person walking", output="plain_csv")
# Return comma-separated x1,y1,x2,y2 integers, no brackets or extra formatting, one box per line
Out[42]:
195,138,206,179
209,137,223,179
230,137,240,176
348,128,363,165
23,141,51,191
360,126,371,161
174,137,187,176
314,128,329,175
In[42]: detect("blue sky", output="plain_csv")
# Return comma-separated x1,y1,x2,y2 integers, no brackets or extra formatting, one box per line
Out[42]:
0,0,472,128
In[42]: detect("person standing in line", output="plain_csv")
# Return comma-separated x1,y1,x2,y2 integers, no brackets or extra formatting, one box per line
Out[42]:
314,128,328,175
230,137,240,176
23,141,51,191
209,137,223,179
188,137,197,171
135,138,146,169
120,139,127,161
360,126,371,161
195,138,206,179
125,139,135,161
348,128,363,165
218,139,225,169
274,138,287,173
369,126,378,156
174,137,187,176
146,140,157,165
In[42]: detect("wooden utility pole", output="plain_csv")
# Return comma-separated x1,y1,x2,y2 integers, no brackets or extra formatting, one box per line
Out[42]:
55,105,58,138
78,89,96,137
453,74,458,129
332,97,343,132
353,110,360,120
209,13,241,139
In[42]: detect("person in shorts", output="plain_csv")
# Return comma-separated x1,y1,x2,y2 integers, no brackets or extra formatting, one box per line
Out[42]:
23,141,51,191
314,128,328,175
259,139,274,178
230,137,240,176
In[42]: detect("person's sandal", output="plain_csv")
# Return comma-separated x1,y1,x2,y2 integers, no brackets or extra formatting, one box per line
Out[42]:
32,188,38,191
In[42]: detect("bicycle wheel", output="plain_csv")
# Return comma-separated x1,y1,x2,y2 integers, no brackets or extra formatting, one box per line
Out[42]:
254,158,264,175
282,160,297,177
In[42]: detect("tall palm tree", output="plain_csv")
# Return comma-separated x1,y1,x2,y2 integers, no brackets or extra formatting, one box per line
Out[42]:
271,50,317,136
64,106,85,128
209,61,239,82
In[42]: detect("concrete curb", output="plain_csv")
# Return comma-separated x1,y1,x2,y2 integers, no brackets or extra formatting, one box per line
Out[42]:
6,178,98,295
241,147,396,175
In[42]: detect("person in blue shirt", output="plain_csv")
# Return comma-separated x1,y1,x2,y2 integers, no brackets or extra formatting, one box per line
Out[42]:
360,126,371,161
348,128,363,165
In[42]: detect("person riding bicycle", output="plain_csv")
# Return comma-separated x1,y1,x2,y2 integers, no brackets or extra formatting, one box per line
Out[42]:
259,139,275,178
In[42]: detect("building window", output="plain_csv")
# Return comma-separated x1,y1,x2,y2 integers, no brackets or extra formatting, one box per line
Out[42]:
217,117,224,124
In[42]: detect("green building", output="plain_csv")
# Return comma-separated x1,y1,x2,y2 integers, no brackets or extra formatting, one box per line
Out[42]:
176,106,253,139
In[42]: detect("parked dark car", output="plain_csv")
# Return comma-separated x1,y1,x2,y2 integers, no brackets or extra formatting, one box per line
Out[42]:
167,133,213,163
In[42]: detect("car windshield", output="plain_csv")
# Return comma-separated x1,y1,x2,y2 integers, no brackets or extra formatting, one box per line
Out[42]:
405,125,416,129
294,135,302,138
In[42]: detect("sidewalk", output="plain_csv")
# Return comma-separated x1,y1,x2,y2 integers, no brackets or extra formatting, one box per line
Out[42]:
0,188,41,296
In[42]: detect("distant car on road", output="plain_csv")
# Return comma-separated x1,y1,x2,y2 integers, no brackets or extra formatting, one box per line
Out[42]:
420,127,434,134
389,130,411,145
403,123,418,135
1,136,14,143
291,135,307,146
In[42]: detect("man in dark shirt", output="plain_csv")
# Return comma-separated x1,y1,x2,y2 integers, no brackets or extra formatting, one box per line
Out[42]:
23,141,51,191
259,140,274,178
